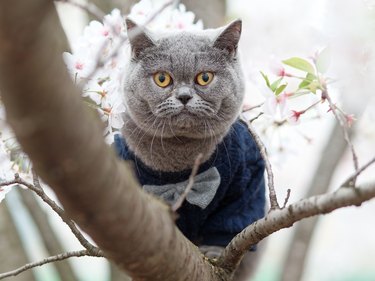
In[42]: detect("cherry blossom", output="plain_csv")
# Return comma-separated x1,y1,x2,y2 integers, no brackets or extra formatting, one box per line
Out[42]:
269,56,291,77
345,114,356,127
63,52,96,79
261,85,290,119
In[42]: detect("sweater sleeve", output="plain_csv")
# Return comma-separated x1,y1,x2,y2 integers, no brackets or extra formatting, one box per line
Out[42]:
198,125,266,250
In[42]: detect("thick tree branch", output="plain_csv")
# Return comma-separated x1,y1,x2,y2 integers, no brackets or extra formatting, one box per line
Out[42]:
217,180,375,272
0,1,223,280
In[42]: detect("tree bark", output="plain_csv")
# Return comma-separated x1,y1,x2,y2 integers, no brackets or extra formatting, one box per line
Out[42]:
0,201,36,281
110,263,132,281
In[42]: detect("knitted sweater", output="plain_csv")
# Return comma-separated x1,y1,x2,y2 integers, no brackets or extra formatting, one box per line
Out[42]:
114,120,265,249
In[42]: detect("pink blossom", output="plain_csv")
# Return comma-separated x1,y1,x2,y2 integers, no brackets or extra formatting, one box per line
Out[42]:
75,61,84,70
261,85,290,119
345,114,356,127
269,57,291,77
62,52,95,78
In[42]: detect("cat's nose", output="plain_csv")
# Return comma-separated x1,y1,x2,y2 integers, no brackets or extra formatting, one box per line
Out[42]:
178,94,192,105
176,87,193,105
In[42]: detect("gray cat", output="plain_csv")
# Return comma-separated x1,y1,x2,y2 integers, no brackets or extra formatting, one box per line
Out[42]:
122,19,244,172
114,18,265,281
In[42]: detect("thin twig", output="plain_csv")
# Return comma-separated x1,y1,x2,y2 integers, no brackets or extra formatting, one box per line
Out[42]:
242,102,264,113
249,112,264,123
239,115,280,210
341,156,375,188
2,174,103,256
32,168,42,191
282,189,291,209
322,88,359,184
57,0,106,20
0,250,98,280
172,153,203,212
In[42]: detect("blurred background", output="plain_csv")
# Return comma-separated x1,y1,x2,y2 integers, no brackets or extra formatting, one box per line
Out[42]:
1,0,375,280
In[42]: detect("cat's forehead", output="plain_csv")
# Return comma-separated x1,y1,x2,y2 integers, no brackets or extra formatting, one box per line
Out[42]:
156,32,213,53
138,32,227,72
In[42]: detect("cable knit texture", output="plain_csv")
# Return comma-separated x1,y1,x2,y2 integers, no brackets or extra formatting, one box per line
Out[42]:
114,120,265,249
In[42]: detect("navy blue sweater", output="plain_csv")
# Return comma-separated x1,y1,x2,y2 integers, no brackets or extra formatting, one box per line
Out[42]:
114,120,265,249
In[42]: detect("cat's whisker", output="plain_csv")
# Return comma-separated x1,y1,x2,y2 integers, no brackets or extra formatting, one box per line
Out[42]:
205,120,216,152
160,120,167,154
127,114,155,140
203,120,208,146
168,117,182,143
211,119,232,177
149,119,162,166
133,117,159,159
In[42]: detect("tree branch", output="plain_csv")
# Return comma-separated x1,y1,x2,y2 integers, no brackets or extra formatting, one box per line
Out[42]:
322,88,359,181
216,180,375,272
172,153,203,212
240,115,280,210
57,0,106,20
0,201,36,281
279,121,350,281
341,156,375,187
0,250,93,280
2,174,103,256
19,189,80,281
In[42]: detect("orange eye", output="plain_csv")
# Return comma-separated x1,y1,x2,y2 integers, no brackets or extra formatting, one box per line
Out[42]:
196,72,214,86
153,72,172,88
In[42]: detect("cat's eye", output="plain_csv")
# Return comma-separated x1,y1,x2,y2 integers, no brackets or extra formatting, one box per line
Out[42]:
196,72,214,86
153,72,172,88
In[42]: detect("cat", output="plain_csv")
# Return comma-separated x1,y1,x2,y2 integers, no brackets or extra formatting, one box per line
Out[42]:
114,18,265,280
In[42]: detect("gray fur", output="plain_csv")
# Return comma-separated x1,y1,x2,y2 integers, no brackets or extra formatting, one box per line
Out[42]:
122,20,244,172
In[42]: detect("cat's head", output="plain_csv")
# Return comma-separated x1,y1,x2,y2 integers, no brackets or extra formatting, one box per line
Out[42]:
122,19,245,140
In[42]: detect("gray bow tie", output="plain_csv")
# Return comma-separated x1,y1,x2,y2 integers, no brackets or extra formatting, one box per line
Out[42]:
143,167,221,209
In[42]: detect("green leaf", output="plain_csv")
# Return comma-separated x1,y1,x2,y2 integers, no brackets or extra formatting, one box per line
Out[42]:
270,77,283,92
260,71,271,88
275,84,287,95
306,73,316,80
298,80,310,89
298,73,316,90
316,47,331,73
308,81,320,94
282,57,315,74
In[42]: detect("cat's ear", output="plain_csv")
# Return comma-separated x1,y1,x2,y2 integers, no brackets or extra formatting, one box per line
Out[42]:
213,19,242,56
126,18,155,58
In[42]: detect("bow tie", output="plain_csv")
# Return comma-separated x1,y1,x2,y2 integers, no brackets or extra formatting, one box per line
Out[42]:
143,167,221,209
